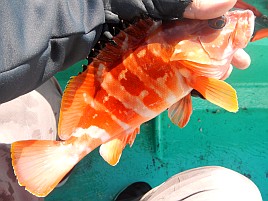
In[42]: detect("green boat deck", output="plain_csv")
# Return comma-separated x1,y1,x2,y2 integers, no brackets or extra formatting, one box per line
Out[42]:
47,2,268,200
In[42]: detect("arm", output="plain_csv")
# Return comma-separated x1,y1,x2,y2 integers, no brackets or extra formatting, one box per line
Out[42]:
0,0,104,103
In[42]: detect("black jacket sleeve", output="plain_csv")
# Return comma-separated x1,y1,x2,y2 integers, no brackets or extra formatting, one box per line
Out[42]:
0,0,105,103
0,0,191,104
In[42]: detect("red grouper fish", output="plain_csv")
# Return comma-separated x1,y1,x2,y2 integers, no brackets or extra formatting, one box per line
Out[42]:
11,10,254,197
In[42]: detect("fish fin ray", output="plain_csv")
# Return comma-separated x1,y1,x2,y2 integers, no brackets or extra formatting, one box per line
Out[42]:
168,93,193,128
59,66,98,140
99,139,124,166
11,139,78,197
95,18,159,69
190,76,238,112
99,128,139,166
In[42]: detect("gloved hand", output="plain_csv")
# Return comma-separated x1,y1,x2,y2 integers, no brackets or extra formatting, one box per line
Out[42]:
103,0,191,22
0,0,246,104
103,0,237,22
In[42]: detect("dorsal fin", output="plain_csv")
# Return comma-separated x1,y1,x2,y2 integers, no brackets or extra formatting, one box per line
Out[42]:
59,66,98,140
59,18,160,140
91,18,161,70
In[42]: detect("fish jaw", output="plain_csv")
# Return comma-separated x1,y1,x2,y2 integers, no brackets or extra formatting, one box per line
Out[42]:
229,10,255,48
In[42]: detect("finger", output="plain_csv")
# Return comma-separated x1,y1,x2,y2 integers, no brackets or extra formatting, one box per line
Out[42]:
183,0,237,19
231,48,251,69
221,64,233,80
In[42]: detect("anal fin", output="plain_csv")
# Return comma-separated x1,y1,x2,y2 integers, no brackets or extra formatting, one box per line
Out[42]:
99,128,139,166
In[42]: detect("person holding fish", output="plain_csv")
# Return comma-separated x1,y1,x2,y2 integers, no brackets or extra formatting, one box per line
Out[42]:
0,0,262,201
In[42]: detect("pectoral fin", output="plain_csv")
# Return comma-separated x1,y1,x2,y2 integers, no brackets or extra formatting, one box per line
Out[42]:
168,93,193,128
189,76,238,112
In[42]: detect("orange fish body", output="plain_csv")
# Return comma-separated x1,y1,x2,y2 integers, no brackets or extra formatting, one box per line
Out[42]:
11,10,254,197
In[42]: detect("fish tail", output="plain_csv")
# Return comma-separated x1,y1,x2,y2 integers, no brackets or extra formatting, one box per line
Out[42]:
11,137,81,197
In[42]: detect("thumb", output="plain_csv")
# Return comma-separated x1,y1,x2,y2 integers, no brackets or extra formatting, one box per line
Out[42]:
183,0,237,19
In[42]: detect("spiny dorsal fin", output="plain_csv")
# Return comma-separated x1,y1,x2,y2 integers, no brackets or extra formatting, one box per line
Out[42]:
92,18,161,69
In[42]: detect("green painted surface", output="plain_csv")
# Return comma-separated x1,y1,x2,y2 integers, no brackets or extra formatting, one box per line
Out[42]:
47,4,268,201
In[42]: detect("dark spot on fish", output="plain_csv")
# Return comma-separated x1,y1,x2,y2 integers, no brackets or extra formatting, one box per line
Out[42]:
206,109,209,112
266,172,268,178
241,107,248,110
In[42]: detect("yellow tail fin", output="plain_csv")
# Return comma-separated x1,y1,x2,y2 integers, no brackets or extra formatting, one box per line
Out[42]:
190,76,238,112
11,139,79,197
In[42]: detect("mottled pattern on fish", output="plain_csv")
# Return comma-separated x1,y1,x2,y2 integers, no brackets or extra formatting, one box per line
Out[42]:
59,18,190,141
11,10,255,197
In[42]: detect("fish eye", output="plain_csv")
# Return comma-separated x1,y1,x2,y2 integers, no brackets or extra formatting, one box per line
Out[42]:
208,16,227,29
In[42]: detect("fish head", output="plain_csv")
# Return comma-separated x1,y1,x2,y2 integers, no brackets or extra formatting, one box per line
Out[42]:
169,10,255,78
198,9,255,61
